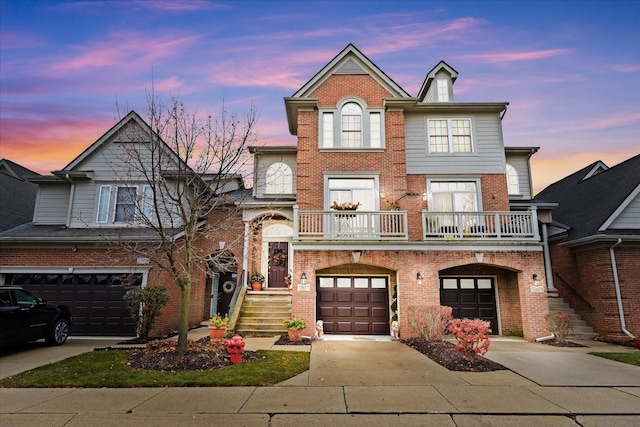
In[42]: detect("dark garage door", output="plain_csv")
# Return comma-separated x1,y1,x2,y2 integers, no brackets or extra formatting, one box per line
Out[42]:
317,276,389,335
4,273,141,336
440,277,498,334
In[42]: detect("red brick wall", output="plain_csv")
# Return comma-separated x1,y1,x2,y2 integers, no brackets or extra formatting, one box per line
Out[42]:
550,243,640,342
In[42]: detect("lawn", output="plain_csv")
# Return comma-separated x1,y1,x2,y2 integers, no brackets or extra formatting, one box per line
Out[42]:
589,351,640,367
0,349,310,388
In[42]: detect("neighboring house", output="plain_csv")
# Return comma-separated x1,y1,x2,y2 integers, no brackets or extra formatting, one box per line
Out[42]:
0,159,40,231
241,44,550,341
536,154,640,342
0,111,245,336
0,45,553,341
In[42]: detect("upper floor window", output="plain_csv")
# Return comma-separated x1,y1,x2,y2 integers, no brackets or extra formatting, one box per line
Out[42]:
437,79,449,102
96,184,153,224
265,162,293,194
506,164,520,195
427,119,473,153
326,177,378,211
319,99,384,149
428,181,478,212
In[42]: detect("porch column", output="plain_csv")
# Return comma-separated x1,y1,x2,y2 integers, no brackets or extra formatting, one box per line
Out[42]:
242,221,250,287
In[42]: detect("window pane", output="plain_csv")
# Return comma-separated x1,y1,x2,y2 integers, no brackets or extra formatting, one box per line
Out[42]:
437,79,449,102
442,279,458,289
370,112,381,148
336,278,351,288
371,278,386,288
142,185,153,218
341,103,362,148
266,162,293,194
506,164,520,195
460,279,475,289
477,279,492,289
322,113,333,148
319,277,334,288
354,278,368,288
428,120,448,152
115,187,137,222
451,120,472,152
96,185,111,223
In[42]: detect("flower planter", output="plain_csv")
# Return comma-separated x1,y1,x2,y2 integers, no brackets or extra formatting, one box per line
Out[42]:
633,338,640,349
288,329,303,342
209,326,226,339
251,281,263,291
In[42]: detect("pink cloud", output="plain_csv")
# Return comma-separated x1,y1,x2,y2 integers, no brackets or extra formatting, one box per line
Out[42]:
132,0,228,11
461,49,573,63
611,64,640,73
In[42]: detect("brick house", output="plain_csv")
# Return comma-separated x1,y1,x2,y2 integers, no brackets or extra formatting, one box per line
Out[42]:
0,44,553,341
536,154,640,343
240,44,550,341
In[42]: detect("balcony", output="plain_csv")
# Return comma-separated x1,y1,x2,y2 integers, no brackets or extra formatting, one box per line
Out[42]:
294,208,408,240
422,210,539,240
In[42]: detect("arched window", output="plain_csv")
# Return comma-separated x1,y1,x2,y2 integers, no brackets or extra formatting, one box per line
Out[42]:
265,162,293,194
341,102,362,148
506,164,520,195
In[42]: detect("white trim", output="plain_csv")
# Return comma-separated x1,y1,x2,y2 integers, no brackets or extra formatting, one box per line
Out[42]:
598,183,640,231
291,242,544,252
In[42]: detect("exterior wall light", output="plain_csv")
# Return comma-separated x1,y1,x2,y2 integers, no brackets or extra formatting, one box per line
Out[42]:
301,272,307,285
532,273,540,286
422,192,428,201
416,272,423,286
379,189,386,199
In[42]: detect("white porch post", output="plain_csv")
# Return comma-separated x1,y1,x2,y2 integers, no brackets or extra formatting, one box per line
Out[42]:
242,221,250,287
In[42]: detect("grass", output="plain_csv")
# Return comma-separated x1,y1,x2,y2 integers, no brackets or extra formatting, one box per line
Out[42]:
589,351,640,367
0,349,310,388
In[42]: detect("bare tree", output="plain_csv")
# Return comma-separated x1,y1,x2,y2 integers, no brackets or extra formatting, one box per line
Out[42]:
113,93,257,353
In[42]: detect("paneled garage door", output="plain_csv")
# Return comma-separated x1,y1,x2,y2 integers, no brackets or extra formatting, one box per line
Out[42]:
317,276,389,335
440,277,498,334
4,273,142,336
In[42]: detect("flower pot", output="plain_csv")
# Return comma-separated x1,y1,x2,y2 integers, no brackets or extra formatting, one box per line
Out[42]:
633,338,640,349
288,329,303,342
251,281,263,291
209,326,226,339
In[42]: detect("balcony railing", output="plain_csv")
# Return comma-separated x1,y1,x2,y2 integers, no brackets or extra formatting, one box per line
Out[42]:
294,208,408,240
422,209,539,240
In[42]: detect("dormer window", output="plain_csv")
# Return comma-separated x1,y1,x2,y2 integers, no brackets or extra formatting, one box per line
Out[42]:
437,79,449,102
265,162,293,194
319,99,384,149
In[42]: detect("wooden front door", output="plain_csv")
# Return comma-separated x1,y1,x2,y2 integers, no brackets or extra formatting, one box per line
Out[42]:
268,242,288,288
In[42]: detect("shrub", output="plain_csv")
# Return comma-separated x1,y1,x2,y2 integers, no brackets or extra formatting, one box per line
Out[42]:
209,314,229,328
448,318,492,362
124,284,170,338
407,305,453,341
546,312,574,343
283,316,306,330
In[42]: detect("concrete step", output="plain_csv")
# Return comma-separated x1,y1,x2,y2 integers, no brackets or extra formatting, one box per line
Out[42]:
547,295,597,341
235,291,292,335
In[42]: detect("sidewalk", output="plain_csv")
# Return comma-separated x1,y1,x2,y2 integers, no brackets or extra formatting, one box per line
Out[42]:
1,331,639,426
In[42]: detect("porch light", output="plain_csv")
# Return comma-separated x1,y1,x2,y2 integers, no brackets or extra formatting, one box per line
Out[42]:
532,273,540,286
416,272,423,286
301,272,307,285
379,189,386,199
422,192,427,201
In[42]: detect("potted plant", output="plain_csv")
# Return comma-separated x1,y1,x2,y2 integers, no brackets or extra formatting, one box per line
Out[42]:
633,330,640,349
283,316,306,341
208,314,228,339
249,271,265,291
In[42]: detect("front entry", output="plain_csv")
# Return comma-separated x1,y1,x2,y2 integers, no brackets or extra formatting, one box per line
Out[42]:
268,242,288,288
317,276,389,335
439,277,498,334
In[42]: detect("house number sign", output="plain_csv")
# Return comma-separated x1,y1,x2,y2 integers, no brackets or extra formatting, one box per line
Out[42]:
297,283,310,291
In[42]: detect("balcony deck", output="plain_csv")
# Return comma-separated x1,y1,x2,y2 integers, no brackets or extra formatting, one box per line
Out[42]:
293,207,539,242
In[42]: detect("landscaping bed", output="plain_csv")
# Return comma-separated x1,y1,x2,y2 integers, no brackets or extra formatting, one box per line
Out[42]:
403,338,508,372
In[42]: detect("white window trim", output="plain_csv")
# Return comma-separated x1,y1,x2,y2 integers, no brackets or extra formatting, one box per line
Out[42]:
426,118,474,154
324,173,380,211
318,98,385,150
426,177,483,212
506,164,520,195
265,162,294,195
113,185,138,223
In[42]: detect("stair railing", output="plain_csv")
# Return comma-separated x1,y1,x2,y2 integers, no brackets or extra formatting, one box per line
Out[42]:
227,269,247,333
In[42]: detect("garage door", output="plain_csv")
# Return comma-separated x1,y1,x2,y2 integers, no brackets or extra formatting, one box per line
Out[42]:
317,276,389,335
440,277,498,334
4,273,142,336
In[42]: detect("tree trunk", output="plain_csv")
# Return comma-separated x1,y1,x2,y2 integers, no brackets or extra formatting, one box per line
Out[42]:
177,282,191,353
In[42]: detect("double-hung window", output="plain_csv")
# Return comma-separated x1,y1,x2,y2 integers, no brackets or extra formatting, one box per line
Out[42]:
96,184,153,224
427,119,473,153
320,100,384,149
114,187,137,222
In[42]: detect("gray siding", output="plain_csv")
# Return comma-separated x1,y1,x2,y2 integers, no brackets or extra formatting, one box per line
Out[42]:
405,112,506,175
505,152,533,199
34,184,71,225
609,192,640,229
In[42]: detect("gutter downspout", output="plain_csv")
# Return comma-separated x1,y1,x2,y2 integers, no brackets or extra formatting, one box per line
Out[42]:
611,238,632,337
64,174,75,227
541,223,557,293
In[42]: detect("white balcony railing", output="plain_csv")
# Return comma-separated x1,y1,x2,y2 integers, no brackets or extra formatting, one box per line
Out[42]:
294,208,408,240
422,209,539,240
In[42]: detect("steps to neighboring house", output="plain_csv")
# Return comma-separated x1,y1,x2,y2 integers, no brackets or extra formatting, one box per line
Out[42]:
547,295,598,340
235,290,292,336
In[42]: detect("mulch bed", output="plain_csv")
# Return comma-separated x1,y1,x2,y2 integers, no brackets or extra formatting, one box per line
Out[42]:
402,338,508,372
274,334,312,346
126,337,256,371
539,339,586,347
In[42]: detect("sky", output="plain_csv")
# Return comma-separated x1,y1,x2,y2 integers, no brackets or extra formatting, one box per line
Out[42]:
1,0,638,193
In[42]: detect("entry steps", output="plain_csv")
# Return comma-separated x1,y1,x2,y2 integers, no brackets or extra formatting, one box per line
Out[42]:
235,290,292,336
547,295,598,340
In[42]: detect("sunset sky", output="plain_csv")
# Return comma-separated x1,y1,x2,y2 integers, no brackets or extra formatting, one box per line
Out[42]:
1,0,638,193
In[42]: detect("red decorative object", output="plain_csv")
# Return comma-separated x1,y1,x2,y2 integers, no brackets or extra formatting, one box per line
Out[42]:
288,329,303,342
633,338,640,349
209,326,226,339
225,334,245,364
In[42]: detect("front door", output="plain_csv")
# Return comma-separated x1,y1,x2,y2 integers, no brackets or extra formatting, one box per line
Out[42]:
268,242,288,288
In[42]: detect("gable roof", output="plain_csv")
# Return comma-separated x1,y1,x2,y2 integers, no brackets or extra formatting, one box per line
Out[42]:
0,159,41,180
536,154,640,242
417,60,458,101
284,44,411,135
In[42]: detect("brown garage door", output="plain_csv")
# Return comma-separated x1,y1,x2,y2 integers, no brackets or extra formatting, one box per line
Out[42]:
317,276,389,335
440,277,498,334
4,273,141,336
